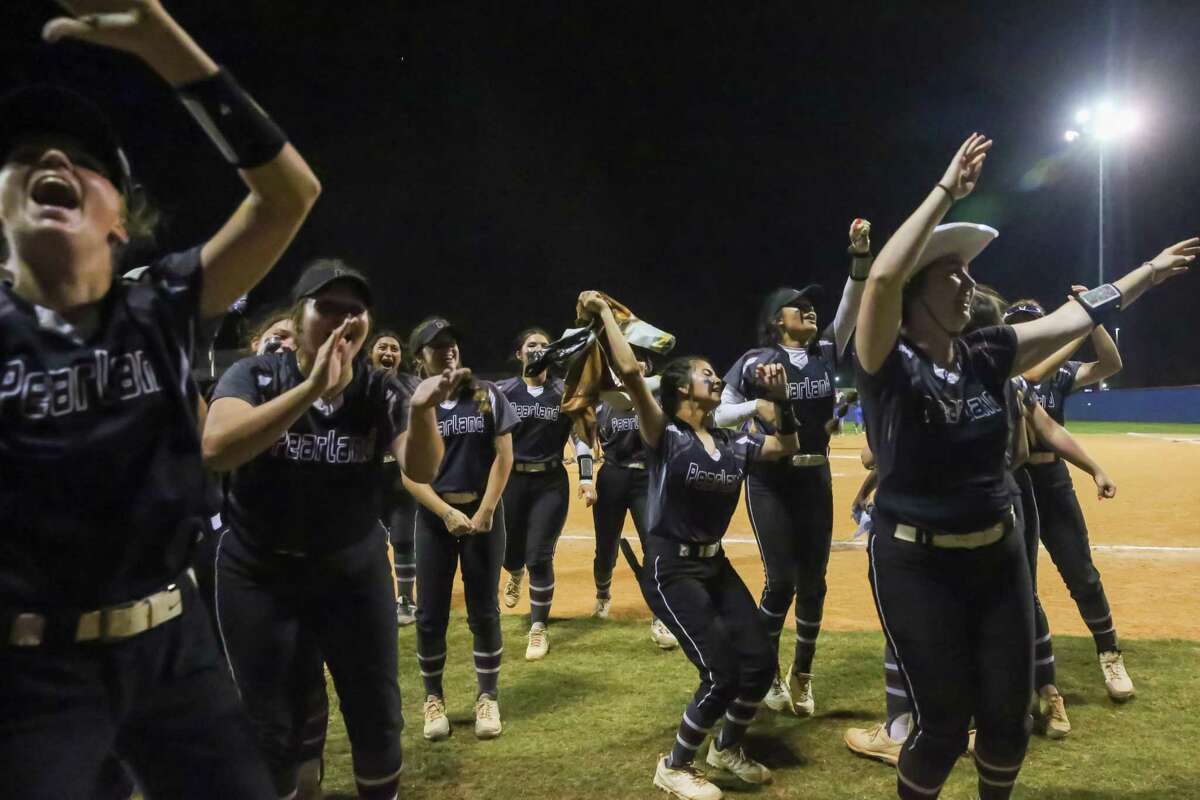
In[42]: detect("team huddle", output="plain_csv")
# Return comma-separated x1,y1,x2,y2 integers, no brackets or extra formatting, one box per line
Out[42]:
2,3,1196,800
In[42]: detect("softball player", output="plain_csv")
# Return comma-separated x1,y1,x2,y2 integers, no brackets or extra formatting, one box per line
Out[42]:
580,290,802,800
0,0,322,794
206,264,462,800
845,287,1120,765
715,219,871,716
370,329,421,626
403,317,518,741
591,369,680,650
855,132,1194,800
1002,300,1134,700
499,328,592,660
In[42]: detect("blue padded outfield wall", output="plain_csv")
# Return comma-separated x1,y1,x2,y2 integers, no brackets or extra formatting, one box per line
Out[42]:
1065,386,1200,424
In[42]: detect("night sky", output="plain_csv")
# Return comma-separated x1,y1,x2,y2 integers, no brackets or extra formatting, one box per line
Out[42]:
5,1,1200,386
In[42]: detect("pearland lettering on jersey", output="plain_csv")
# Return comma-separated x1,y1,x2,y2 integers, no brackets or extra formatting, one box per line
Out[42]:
932,389,1004,425
785,375,832,401
0,350,161,420
438,413,487,437
685,462,742,492
609,415,640,432
511,403,559,421
271,428,377,464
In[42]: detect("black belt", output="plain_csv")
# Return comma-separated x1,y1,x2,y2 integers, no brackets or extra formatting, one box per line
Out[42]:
651,536,720,558
513,459,562,474
610,461,646,471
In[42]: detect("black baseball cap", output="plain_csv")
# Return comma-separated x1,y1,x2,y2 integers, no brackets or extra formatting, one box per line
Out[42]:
292,260,373,308
765,284,824,314
409,317,459,354
0,85,134,196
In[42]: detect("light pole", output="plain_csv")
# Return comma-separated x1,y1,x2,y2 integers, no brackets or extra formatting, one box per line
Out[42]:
1064,101,1140,286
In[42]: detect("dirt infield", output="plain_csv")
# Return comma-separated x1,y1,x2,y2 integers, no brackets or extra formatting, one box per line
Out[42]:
484,431,1200,641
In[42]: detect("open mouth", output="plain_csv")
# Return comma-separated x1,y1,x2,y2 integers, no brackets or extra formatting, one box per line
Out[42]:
379,355,396,368
30,173,81,211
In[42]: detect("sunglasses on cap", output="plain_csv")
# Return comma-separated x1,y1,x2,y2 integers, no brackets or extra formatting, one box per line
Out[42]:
1003,303,1044,322
312,298,367,318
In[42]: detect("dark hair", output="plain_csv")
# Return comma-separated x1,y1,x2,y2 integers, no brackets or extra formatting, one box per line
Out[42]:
369,329,406,370
512,326,552,359
631,346,657,377
243,306,294,353
757,289,818,351
963,284,1007,333
659,355,703,419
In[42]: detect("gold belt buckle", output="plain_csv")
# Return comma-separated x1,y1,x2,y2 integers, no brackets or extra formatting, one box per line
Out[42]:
9,613,46,647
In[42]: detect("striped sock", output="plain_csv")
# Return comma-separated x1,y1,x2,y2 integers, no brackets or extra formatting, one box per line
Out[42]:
668,709,712,767
529,563,555,626
974,750,1023,800
594,569,613,601
884,646,913,728
473,626,503,698
395,560,416,605
1033,600,1056,691
715,697,758,751
355,768,402,800
793,612,822,674
1078,590,1118,653
757,591,791,655
416,636,446,698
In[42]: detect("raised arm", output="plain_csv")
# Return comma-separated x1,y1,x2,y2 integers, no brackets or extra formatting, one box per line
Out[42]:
829,218,873,357
578,291,668,448
1022,332,1087,385
46,1,321,317
202,318,356,471
1073,325,1123,391
1010,239,1198,376
856,134,992,373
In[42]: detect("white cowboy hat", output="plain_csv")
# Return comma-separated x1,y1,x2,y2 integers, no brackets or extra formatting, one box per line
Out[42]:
914,222,998,272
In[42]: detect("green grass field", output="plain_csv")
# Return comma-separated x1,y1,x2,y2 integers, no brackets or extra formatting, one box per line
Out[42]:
1062,421,1200,435
318,616,1200,799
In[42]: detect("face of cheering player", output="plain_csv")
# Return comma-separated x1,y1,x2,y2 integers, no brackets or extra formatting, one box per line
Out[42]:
417,331,460,375
676,359,724,412
0,134,128,273
297,284,370,359
250,317,297,355
370,335,402,372
516,331,550,370
776,299,818,345
908,255,976,334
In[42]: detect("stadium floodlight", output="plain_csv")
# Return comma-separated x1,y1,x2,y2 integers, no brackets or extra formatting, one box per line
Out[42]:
1063,98,1143,285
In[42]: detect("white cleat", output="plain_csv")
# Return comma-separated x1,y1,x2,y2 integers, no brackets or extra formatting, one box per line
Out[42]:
474,693,503,739
653,756,723,800
593,597,612,619
422,694,450,741
650,618,679,650
1099,650,1135,702
787,668,815,717
762,674,792,713
705,741,772,784
503,571,523,609
526,622,549,661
